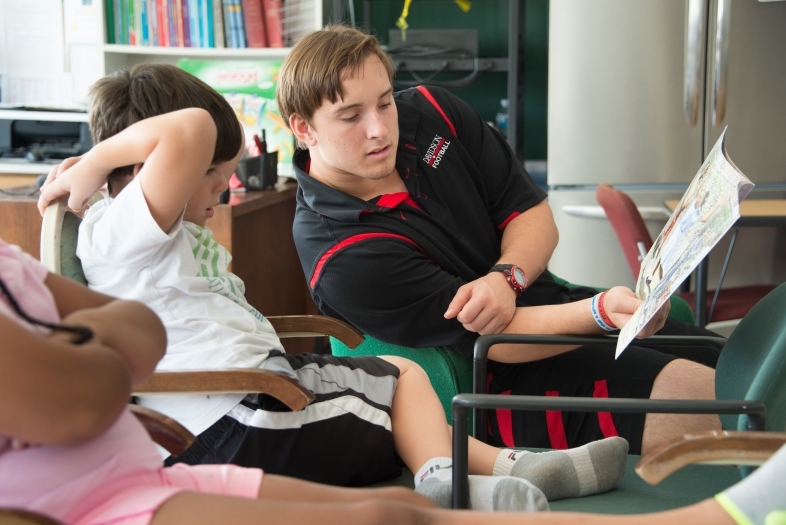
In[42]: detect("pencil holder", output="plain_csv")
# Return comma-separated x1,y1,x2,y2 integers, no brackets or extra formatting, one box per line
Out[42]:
235,152,278,190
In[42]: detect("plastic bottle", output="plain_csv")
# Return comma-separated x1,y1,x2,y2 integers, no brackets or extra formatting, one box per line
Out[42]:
495,99,509,138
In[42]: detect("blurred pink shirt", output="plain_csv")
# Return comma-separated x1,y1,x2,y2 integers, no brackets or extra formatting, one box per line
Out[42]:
0,239,162,522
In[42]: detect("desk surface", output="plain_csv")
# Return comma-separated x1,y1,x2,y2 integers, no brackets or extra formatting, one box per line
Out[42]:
664,199,786,227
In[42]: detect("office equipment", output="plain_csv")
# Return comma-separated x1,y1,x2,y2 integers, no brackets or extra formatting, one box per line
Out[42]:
0,109,91,161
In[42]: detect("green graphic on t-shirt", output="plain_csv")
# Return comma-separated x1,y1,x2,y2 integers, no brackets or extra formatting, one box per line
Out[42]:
188,224,265,323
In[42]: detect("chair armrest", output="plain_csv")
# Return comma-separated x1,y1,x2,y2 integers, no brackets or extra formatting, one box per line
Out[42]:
635,430,786,485
471,333,727,439
449,393,767,509
127,404,196,456
0,509,62,525
267,315,365,349
133,369,315,412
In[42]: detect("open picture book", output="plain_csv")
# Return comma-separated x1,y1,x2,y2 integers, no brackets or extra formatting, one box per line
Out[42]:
616,129,755,357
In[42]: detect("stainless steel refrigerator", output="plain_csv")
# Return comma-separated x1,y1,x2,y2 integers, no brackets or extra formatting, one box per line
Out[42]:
546,0,786,303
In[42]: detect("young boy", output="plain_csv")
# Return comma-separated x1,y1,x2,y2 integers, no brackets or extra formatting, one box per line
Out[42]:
38,62,635,511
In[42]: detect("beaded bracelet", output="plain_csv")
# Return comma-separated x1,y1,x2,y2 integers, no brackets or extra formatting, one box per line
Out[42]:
591,292,617,331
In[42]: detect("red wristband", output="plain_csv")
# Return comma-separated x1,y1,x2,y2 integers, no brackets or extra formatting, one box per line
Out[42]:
597,291,617,329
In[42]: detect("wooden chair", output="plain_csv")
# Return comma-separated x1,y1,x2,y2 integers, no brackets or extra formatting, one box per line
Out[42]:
39,197,365,417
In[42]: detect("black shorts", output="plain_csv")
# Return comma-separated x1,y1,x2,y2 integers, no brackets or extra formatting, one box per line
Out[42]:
167,353,402,487
486,318,721,455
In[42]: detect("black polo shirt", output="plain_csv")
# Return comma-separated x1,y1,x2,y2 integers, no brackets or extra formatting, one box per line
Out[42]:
293,86,587,358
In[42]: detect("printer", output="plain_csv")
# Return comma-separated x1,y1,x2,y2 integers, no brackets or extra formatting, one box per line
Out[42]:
0,109,92,161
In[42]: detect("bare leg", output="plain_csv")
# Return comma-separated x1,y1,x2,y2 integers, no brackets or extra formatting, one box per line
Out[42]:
642,359,721,455
151,485,734,525
257,473,435,506
378,356,499,475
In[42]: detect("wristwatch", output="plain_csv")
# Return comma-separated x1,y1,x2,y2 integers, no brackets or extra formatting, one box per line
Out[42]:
488,264,528,295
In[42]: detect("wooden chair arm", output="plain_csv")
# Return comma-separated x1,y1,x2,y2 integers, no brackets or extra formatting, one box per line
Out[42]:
267,315,364,349
134,369,315,412
0,509,62,525
635,430,786,485
128,404,196,456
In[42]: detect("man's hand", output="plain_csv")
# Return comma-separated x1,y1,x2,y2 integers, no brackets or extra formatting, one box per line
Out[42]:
37,154,107,216
602,286,670,338
444,273,516,334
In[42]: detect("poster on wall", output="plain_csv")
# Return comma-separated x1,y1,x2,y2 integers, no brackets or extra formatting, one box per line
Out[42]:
178,59,295,176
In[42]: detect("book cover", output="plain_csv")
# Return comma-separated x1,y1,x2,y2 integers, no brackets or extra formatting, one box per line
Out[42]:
222,0,235,47
188,0,199,47
127,0,136,45
261,0,283,47
212,0,224,47
148,0,158,46
174,0,185,46
134,0,149,46
240,0,266,48
159,0,170,46
202,0,213,47
182,0,191,47
234,0,247,48
179,59,295,175
105,0,115,43
119,0,126,44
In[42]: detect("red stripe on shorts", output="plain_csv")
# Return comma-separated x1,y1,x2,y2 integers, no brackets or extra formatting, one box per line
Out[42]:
593,380,620,438
545,391,569,450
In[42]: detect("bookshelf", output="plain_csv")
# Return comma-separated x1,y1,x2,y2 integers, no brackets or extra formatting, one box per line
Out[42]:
96,1,322,74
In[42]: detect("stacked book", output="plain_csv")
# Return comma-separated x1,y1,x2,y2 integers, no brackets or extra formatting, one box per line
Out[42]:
105,0,285,48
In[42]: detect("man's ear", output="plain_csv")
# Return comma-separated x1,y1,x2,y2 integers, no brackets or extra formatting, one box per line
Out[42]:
289,114,317,147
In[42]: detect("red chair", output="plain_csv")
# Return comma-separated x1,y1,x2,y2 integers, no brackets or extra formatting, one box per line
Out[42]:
596,184,774,323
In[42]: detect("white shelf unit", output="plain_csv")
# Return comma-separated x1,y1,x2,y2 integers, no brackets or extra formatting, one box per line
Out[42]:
97,1,322,74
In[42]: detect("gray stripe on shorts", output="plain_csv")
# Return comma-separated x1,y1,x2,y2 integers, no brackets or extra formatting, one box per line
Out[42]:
227,394,393,431
263,356,397,407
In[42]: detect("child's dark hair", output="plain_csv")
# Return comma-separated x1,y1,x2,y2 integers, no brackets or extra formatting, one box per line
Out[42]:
0,276,93,344
88,63,243,192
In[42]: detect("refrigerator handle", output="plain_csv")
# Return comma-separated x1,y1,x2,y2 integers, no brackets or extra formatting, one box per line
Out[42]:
711,0,732,126
684,0,708,126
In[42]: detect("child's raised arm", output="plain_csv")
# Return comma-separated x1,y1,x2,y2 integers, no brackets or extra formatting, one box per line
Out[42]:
38,108,218,233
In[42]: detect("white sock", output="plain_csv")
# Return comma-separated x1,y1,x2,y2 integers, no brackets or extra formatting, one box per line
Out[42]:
414,456,453,487
413,456,548,511
494,449,531,476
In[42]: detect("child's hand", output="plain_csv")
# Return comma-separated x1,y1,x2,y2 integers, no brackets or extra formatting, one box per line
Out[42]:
602,286,670,338
37,155,107,216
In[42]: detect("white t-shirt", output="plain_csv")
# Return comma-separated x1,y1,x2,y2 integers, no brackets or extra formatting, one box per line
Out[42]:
77,176,287,435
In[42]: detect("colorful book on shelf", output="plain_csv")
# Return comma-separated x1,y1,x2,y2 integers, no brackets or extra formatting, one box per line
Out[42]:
106,0,115,43
261,0,283,47
189,0,200,47
128,0,137,45
203,0,213,47
174,0,185,46
182,0,192,46
222,0,235,47
234,0,247,48
213,0,225,47
241,0,267,48
139,0,149,46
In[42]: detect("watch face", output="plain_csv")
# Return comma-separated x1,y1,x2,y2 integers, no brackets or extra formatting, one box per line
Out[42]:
512,267,526,286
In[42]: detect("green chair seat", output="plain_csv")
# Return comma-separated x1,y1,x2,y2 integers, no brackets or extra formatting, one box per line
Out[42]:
332,276,696,423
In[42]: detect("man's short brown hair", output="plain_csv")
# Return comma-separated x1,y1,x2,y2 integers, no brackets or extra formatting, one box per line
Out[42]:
88,63,242,185
276,25,394,145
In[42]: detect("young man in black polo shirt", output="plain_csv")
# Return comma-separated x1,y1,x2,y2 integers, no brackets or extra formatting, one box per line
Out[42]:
278,25,721,457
